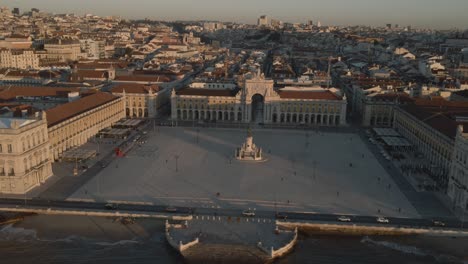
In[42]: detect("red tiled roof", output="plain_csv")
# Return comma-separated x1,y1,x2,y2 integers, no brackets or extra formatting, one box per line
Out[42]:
176,88,239,97
414,98,468,108
3,70,41,78
111,83,162,94
76,62,129,69
72,70,108,79
371,93,414,103
46,92,119,127
401,104,468,139
114,75,171,83
0,86,80,101
278,91,341,100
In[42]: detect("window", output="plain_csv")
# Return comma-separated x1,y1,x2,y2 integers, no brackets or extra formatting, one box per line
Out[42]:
7,144,12,153
0,144,2,153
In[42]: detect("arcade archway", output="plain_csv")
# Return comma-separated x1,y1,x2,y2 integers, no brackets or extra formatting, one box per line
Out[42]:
251,94,264,123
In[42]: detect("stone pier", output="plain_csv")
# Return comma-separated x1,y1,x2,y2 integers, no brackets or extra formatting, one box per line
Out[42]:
165,216,297,262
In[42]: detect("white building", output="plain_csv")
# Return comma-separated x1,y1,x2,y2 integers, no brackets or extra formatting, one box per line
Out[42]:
0,112,53,194
258,15,269,27
80,39,106,59
0,49,39,69
44,38,82,62
111,83,168,118
46,92,125,161
171,75,347,126
448,125,468,211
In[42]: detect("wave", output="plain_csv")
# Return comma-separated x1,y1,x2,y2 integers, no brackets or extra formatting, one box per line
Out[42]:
38,235,82,244
0,224,37,242
361,236,461,263
94,239,141,246
0,224,142,247
361,236,427,256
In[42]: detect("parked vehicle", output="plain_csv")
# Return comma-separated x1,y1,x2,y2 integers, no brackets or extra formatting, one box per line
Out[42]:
165,206,177,212
338,216,352,222
275,213,287,219
376,217,389,223
105,203,117,210
432,220,445,227
242,209,255,217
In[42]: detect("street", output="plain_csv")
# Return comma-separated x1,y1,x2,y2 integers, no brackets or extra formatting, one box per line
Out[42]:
0,197,466,230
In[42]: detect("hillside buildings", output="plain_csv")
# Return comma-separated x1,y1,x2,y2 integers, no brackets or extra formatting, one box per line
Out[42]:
0,49,39,69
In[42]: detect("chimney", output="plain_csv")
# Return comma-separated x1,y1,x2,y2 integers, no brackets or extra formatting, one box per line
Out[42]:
11,120,19,129
13,107,22,118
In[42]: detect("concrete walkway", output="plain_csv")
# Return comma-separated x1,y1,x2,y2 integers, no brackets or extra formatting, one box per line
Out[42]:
168,217,295,260
358,130,454,218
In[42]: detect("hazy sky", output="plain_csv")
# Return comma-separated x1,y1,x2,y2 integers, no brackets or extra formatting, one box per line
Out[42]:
2,0,468,29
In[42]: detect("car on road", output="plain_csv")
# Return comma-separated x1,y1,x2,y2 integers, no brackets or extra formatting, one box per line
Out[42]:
121,217,135,225
432,220,445,227
337,216,352,222
242,209,255,217
165,206,177,212
105,203,117,210
275,213,287,219
376,217,389,223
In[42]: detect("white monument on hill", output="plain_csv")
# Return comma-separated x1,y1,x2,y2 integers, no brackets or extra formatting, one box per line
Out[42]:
235,128,264,161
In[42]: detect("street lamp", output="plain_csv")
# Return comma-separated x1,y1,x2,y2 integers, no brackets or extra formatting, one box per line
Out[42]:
462,188,467,229
175,155,180,172
23,179,27,206
313,160,317,180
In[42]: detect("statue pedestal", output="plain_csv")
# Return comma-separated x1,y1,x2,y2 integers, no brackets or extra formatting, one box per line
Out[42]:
235,135,265,162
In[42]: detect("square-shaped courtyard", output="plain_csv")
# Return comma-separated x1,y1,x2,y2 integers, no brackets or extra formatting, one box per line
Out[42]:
70,127,419,218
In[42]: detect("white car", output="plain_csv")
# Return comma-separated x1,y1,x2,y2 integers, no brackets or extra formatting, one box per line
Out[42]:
337,216,352,222
242,210,255,217
376,217,389,223
165,206,177,212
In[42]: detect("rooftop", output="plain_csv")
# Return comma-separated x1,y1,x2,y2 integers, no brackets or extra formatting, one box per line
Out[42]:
401,103,468,139
114,75,171,83
0,117,38,129
110,83,162,94
277,90,341,100
45,92,119,127
176,88,240,97
0,86,80,101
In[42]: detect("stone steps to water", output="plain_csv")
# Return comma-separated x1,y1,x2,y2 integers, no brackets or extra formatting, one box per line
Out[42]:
183,243,268,264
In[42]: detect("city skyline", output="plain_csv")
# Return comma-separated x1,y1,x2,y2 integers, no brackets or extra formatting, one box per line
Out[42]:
2,0,468,29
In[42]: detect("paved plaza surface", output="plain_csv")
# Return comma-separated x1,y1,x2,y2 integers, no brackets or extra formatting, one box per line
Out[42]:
70,127,419,218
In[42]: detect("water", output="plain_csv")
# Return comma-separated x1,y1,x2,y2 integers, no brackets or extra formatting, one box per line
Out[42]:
0,219,466,264
278,235,463,264
0,224,184,264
